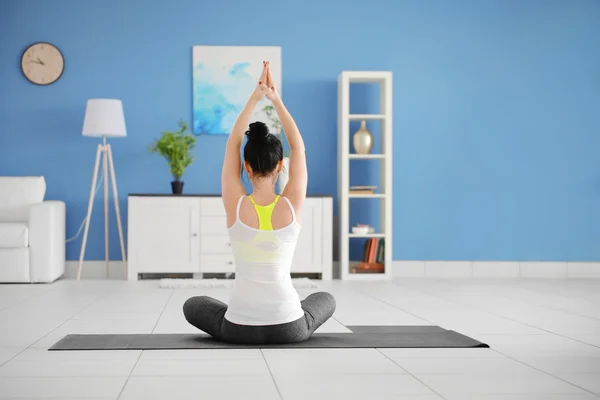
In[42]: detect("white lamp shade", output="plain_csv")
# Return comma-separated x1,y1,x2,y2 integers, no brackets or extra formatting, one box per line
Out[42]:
82,99,127,138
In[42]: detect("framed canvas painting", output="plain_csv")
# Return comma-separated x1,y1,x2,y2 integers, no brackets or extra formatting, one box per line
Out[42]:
192,46,282,135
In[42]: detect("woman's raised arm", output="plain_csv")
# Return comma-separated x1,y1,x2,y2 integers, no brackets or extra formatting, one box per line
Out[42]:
266,65,307,213
221,62,270,219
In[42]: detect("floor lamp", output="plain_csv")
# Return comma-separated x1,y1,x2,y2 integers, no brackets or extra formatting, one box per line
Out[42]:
77,99,127,280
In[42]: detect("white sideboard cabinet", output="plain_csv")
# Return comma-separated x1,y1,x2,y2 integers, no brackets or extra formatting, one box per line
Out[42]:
127,194,333,281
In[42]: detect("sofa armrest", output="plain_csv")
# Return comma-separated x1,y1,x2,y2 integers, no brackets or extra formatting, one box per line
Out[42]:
29,201,66,282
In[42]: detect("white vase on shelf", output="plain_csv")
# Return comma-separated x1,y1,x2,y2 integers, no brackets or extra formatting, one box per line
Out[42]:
352,120,373,154
277,156,290,194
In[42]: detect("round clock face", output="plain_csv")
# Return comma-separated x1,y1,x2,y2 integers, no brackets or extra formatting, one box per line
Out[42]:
21,42,64,85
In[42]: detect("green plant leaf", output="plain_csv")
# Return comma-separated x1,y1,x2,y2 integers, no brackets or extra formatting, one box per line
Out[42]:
149,119,197,180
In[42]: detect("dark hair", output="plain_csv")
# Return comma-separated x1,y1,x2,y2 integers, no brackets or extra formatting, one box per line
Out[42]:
243,121,283,178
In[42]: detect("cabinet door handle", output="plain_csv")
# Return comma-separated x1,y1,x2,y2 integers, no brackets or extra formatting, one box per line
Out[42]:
191,233,198,237
227,261,233,265
227,242,231,246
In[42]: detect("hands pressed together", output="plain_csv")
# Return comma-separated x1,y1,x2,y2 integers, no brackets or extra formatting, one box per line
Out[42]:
251,61,280,103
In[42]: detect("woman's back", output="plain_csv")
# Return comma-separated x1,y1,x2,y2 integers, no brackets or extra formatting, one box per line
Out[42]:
235,193,295,230
224,194,305,326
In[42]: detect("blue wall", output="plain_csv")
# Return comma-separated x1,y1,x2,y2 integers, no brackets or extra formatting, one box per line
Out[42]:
1,0,599,262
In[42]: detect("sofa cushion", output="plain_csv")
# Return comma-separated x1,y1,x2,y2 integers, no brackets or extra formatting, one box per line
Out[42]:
0,205,31,222
0,176,46,206
0,223,29,248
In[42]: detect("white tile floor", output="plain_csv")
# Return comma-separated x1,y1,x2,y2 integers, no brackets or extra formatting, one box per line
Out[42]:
0,278,599,399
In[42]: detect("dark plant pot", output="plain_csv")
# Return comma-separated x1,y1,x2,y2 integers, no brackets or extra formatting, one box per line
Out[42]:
171,180,184,195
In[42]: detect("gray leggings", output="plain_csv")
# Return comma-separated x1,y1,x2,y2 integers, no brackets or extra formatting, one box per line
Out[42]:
183,292,336,344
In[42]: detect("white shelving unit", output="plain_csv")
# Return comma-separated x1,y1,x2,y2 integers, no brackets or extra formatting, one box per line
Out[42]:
337,71,393,280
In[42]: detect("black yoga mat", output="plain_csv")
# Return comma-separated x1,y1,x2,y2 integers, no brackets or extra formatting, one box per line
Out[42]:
49,326,489,350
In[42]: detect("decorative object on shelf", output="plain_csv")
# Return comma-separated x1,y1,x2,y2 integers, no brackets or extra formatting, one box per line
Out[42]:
352,120,373,154
349,185,376,195
78,99,128,280
192,45,281,135
352,224,370,235
148,120,196,194
278,156,290,194
21,42,64,85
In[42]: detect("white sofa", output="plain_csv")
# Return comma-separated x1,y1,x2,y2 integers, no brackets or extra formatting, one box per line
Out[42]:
0,177,65,283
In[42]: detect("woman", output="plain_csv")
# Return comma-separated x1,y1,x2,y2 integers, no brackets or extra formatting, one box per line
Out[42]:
183,61,336,344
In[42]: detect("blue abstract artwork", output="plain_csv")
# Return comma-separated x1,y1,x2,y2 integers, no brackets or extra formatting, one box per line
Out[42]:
192,46,282,135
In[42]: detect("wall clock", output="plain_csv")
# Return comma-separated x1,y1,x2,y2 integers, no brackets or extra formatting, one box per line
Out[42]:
21,42,64,85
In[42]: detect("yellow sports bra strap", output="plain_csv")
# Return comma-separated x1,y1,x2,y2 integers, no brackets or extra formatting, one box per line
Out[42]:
248,195,280,230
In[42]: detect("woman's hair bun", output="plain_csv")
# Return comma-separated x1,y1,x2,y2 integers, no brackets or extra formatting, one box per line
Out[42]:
243,120,283,178
246,121,270,143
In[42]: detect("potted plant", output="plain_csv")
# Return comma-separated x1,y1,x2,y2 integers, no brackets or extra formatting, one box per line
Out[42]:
262,105,290,193
148,120,196,195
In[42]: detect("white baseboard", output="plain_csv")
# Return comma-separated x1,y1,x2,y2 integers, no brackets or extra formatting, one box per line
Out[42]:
393,261,600,278
64,261,126,280
65,260,600,280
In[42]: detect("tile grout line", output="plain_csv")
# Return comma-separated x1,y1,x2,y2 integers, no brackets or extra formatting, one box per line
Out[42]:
24,283,126,349
116,350,143,400
390,279,600,349
303,283,443,326
347,285,455,327
0,282,127,368
0,282,64,362
376,349,446,400
383,280,600,395
454,277,600,323
490,347,600,397
355,282,600,372
0,284,55,313
118,288,175,400
380,346,600,399
150,288,176,333
0,348,27,369
260,349,285,400
501,281,600,323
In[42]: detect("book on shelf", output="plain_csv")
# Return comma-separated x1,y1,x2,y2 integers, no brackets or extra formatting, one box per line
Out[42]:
352,265,384,273
352,237,385,273
349,185,376,195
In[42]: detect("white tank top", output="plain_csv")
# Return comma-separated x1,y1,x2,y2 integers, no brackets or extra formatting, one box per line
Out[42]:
224,195,305,326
